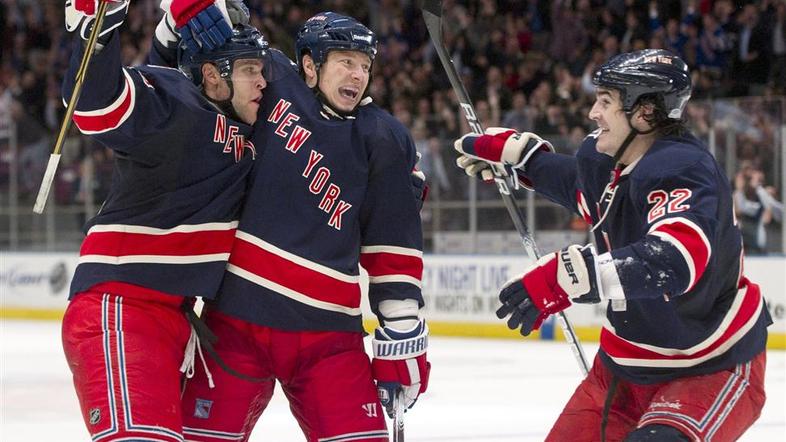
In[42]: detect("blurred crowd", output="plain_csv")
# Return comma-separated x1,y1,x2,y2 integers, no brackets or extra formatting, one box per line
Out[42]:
1,0,784,252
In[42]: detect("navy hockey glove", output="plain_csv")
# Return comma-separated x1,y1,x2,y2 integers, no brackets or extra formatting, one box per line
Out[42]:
372,318,430,418
66,0,129,42
496,245,603,336
454,127,554,178
168,0,233,52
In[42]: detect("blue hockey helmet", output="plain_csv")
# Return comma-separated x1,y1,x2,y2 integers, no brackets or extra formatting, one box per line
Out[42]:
295,12,378,70
179,23,269,86
593,49,691,119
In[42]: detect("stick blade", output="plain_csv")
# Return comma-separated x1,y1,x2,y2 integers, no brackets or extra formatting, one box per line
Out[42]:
33,154,61,214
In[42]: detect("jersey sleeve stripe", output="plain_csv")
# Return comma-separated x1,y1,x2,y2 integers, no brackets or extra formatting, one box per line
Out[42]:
367,274,422,288
576,190,593,225
229,234,361,310
599,280,763,368
360,249,423,283
648,217,711,293
360,245,423,258
71,68,136,135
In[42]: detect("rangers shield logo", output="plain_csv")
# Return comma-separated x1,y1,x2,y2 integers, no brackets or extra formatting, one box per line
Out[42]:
194,398,213,419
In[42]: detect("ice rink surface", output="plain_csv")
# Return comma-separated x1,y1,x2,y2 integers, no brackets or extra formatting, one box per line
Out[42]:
1,319,783,441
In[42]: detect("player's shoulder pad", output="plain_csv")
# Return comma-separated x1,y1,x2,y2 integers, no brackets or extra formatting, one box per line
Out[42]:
632,134,715,182
357,104,408,139
357,104,416,163
576,129,613,164
268,49,299,75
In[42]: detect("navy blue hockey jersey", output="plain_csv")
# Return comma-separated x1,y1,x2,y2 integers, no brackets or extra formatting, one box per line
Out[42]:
212,50,424,332
520,130,771,383
64,33,256,300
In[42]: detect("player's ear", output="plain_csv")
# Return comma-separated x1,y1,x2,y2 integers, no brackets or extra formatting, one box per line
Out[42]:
301,54,318,88
201,63,222,87
634,102,656,130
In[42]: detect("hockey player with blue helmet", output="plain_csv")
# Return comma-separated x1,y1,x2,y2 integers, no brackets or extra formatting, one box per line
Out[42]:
294,12,378,117
454,49,770,441
59,2,267,440
177,10,428,442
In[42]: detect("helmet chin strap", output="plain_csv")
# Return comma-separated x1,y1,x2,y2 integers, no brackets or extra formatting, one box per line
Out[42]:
614,107,656,164
206,79,244,123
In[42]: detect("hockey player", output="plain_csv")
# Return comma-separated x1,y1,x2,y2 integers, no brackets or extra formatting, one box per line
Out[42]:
454,49,770,441
179,12,429,442
59,1,267,440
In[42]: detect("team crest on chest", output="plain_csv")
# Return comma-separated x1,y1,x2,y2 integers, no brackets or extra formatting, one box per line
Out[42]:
213,114,256,162
266,98,354,230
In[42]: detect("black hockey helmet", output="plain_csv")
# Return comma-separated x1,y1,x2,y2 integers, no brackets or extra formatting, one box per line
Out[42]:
295,12,378,71
179,23,269,86
592,49,691,119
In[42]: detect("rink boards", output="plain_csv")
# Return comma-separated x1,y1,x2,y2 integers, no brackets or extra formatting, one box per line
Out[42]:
1,252,784,349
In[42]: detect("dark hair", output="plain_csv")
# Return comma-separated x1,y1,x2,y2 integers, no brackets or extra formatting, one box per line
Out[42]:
637,93,690,137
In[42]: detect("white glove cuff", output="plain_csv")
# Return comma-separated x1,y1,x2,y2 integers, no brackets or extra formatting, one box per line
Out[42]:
596,252,625,301
378,298,420,331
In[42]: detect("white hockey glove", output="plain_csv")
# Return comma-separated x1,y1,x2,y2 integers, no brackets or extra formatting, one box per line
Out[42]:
65,0,129,42
371,299,430,418
454,127,554,178
497,244,606,336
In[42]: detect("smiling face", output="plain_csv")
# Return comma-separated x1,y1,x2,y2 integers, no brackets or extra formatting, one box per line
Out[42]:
315,50,371,113
229,58,267,124
587,87,633,156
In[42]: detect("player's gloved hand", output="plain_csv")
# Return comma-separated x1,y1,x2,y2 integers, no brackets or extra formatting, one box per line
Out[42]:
411,153,429,211
497,244,603,336
372,313,430,418
167,0,233,52
454,127,554,178
224,0,250,25
66,0,129,42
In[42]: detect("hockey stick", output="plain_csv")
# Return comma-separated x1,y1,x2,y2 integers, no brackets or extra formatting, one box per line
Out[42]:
421,0,590,376
33,1,110,214
392,391,405,442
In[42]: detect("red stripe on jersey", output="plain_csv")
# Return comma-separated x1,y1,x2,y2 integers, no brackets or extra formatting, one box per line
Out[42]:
600,280,762,365
72,70,135,134
650,218,711,292
576,190,593,225
230,237,361,309
360,251,423,280
80,228,237,257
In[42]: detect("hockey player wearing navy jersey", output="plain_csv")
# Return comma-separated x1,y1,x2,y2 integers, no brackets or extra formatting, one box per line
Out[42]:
179,12,429,442
59,1,267,440
454,50,770,441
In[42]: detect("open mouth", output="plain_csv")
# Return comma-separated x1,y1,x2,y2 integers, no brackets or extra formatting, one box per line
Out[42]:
339,86,359,101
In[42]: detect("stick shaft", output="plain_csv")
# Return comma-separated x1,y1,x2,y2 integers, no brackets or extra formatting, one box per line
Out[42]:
422,0,590,376
34,1,110,214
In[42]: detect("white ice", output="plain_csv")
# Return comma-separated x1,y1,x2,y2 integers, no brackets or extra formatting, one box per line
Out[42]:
1,319,784,441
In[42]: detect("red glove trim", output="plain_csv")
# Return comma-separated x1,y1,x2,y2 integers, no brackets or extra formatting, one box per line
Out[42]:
474,129,516,162
170,0,215,28
521,253,571,315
